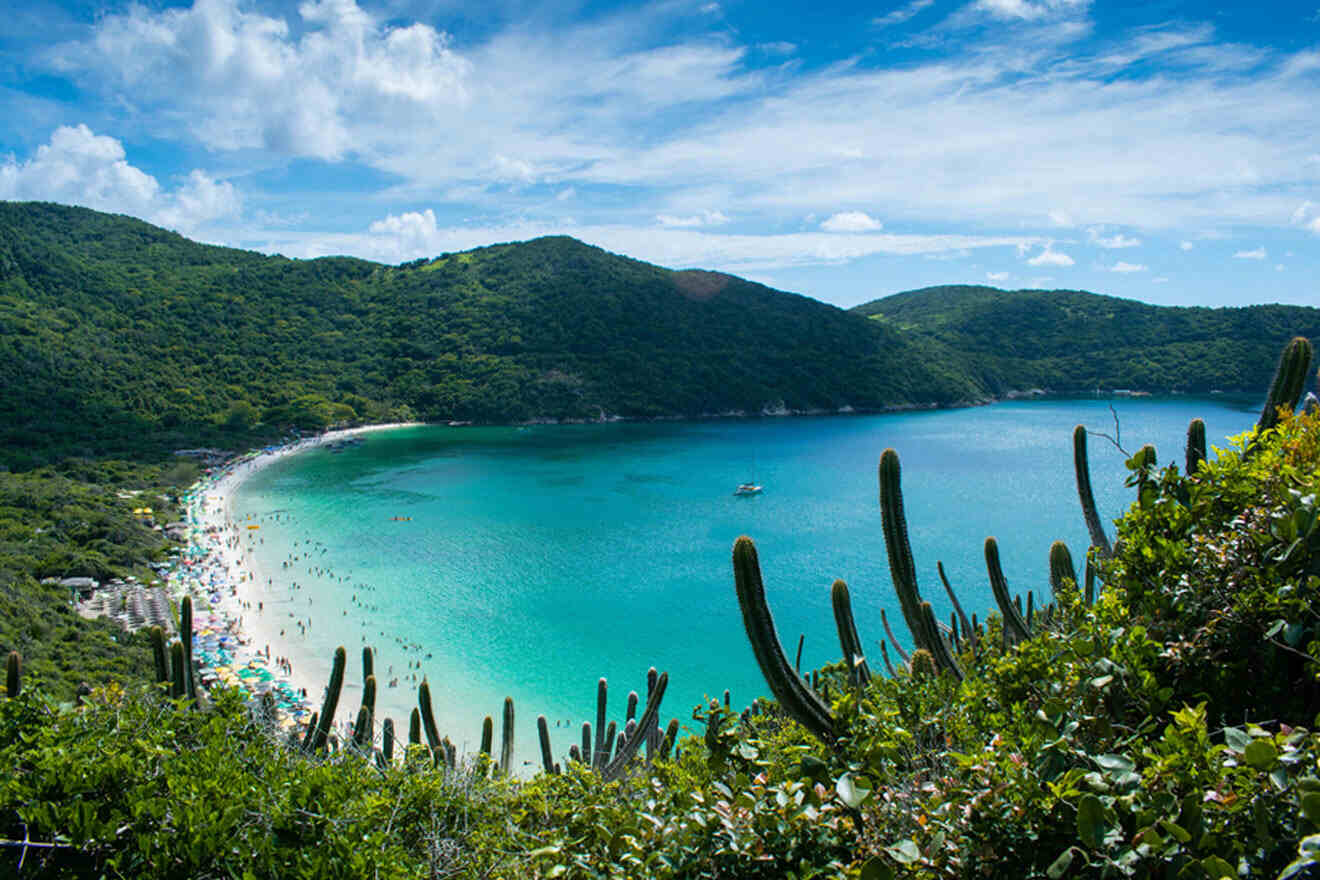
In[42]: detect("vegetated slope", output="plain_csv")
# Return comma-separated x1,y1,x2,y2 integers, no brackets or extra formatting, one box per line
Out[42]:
0,202,980,468
853,284,1320,394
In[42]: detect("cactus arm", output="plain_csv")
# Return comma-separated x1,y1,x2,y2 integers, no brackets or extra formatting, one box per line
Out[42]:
659,718,680,761
830,579,872,686
593,678,608,770
794,634,805,673
626,691,638,724
581,723,592,763
310,646,347,753
1084,554,1097,606
879,449,929,649
1049,541,1078,598
879,608,911,665
408,708,421,745
362,646,374,681
1258,336,1314,432
1073,425,1114,559
570,744,582,763
537,715,557,774
418,678,442,752
732,536,835,743
170,641,187,699
499,697,515,776
1186,418,1207,474
918,601,963,680
646,668,661,760
985,538,1031,644
148,627,170,684
878,640,898,678
382,718,395,765
936,561,975,649
180,595,197,702
6,650,20,698
301,712,319,751
602,672,669,781
480,716,493,757
352,706,372,751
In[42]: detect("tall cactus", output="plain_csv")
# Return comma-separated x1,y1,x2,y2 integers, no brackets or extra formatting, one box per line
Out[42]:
170,641,187,699
1186,418,1207,474
537,715,557,774
601,671,668,782
879,448,929,650
732,535,835,743
362,646,374,682
418,678,442,754
382,717,395,765
985,537,1030,644
309,646,346,753
5,650,20,698
148,626,170,684
1073,426,1113,559
593,678,608,769
879,608,911,665
480,716,494,758
499,696,515,776
830,579,871,685
408,708,421,746
180,595,197,702
1258,336,1314,433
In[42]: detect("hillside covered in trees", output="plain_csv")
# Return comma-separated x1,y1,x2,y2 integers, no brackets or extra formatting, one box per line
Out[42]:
854,284,1320,394
0,202,975,470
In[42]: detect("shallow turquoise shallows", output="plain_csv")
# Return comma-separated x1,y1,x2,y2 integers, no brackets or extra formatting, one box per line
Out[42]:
234,396,1259,759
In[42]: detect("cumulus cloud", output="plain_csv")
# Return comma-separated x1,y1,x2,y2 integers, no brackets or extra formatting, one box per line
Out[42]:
1027,246,1074,267
52,0,470,160
1109,261,1146,272
1233,247,1267,259
1088,228,1141,248
986,271,1010,281
0,124,238,232
1179,241,1194,251
820,211,883,232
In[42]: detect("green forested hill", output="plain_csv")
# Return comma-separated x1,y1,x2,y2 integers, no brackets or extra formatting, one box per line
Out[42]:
853,284,1320,394
0,202,976,469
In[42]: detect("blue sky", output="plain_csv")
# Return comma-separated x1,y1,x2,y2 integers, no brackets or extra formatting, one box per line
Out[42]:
1,0,1318,308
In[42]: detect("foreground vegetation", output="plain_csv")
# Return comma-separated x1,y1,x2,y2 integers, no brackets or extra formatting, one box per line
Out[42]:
4,341,1320,878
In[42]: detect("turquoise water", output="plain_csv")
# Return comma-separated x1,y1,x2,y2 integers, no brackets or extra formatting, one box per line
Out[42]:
233,397,1259,760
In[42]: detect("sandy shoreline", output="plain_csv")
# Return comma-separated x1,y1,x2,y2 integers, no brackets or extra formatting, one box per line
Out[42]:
171,423,421,745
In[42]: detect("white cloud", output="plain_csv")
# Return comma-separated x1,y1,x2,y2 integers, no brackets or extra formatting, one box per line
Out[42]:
656,210,730,227
1292,201,1320,234
1179,240,1194,251
874,0,935,27
1233,247,1267,259
1088,228,1141,248
0,124,238,233
1109,261,1146,272
972,0,1090,22
1048,210,1075,227
288,209,1039,272
986,271,1010,281
1027,246,1074,267
820,211,883,232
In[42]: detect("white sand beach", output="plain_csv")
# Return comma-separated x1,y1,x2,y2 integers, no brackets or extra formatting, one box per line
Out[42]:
169,423,420,746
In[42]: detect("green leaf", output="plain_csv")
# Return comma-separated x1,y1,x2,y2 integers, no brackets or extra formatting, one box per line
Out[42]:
1244,739,1278,770
1159,819,1191,844
836,772,872,809
1096,754,1135,775
859,856,895,880
1199,855,1235,879
1077,794,1108,849
1222,727,1250,754
1302,793,1320,824
885,840,921,865
1047,848,1076,878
